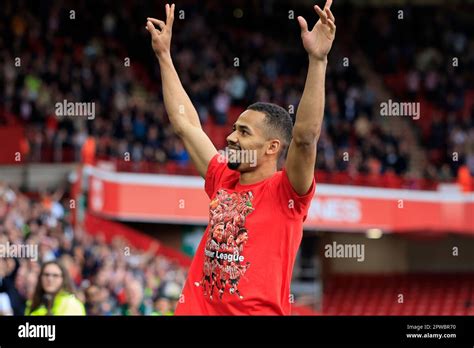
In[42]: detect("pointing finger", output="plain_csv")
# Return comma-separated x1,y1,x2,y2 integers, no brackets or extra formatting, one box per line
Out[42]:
314,5,328,24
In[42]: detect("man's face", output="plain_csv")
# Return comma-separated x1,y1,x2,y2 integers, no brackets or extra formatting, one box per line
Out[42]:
213,224,224,241
225,110,280,171
236,232,248,244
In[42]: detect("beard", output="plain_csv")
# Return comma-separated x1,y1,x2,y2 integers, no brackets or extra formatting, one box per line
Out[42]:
227,161,241,170
226,146,241,170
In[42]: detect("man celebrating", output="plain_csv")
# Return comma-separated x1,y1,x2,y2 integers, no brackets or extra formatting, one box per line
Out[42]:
146,1,336,315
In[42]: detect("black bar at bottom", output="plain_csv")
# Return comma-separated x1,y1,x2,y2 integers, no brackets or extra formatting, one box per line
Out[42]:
0,316,472,346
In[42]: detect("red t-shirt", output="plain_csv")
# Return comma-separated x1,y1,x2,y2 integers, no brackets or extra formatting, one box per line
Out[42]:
175,154,316,315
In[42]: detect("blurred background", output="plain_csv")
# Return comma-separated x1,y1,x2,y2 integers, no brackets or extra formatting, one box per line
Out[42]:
0,0,473,316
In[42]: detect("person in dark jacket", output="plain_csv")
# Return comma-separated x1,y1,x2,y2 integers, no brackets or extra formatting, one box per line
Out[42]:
0,258,26,315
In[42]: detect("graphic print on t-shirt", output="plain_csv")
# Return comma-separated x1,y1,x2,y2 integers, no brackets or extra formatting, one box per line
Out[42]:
194,189,254,300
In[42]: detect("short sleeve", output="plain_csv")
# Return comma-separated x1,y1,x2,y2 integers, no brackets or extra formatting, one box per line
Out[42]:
277,168,316,220
204,153,228,199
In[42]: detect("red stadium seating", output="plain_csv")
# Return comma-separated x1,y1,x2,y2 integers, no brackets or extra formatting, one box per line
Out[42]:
323,273,474,316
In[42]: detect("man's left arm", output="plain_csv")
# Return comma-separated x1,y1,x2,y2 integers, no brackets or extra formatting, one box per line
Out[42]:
286,0,336,195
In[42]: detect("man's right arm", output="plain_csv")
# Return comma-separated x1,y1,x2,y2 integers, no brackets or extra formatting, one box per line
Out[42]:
157,52,218,177
146,4,217,177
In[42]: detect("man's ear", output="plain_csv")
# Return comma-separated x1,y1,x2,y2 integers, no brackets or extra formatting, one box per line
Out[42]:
266,139,281,155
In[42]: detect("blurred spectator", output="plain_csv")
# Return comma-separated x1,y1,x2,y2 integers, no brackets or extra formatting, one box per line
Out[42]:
0,258,25,315
152,297,173,316
0,182,186,316
25,261,85,315
118,277,149,316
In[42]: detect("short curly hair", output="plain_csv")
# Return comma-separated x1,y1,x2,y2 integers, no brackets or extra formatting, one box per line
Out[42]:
247,102,293,160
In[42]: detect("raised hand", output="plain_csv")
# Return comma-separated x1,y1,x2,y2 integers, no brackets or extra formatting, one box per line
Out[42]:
146,3,175,59
298,0,336,61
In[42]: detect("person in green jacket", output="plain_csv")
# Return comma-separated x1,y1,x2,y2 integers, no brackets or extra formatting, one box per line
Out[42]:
25,261,85,316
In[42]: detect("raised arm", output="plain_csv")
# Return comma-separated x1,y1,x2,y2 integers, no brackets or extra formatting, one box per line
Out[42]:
285,0,336,195
146,4,217,177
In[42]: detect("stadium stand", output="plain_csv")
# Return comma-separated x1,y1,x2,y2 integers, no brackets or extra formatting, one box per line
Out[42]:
1,1,473,189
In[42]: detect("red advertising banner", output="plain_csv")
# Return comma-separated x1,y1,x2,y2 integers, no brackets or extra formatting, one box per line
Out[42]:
86,167,474,234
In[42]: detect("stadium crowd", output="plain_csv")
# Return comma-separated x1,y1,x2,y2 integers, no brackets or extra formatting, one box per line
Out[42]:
1,0,473,318
0,0,473,186
0,181,186,315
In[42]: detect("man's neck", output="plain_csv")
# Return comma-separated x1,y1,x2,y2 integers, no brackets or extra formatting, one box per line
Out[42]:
238,162,277,185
